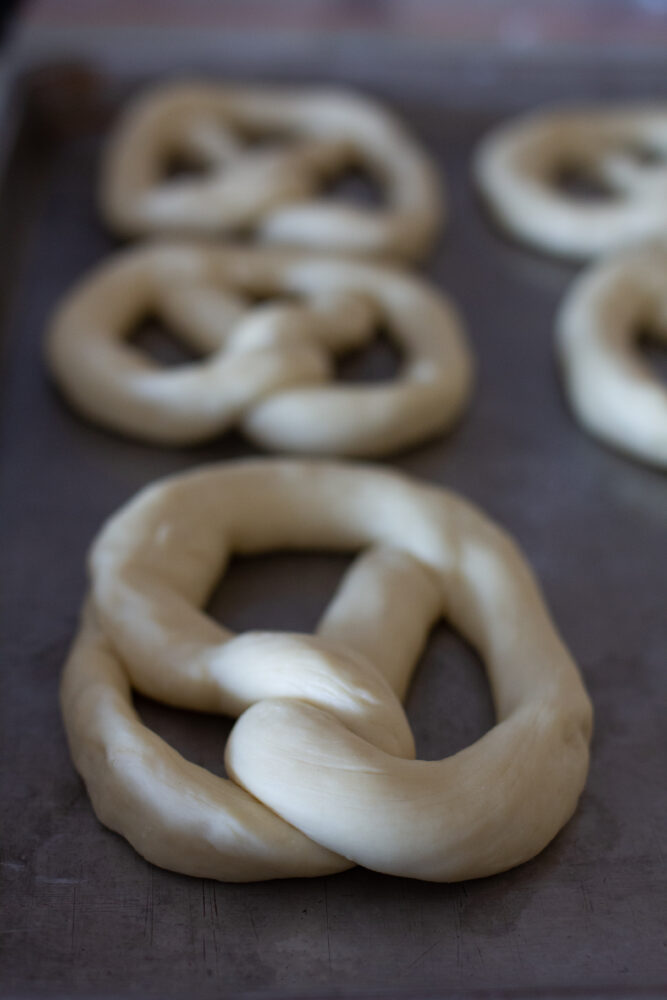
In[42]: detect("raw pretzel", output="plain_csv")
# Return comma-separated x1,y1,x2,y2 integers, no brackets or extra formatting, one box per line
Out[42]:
45,242,473,456
61,460,593,882
100,82,443,260
556,239,667,469
475,105,667,259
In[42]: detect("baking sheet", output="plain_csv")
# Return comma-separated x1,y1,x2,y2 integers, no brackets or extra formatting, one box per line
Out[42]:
1,45,666,1000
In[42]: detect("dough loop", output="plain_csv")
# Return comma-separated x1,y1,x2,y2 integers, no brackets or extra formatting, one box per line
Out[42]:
100,82,443,260
475,105,667,259
46,242,472,456
556,239,667,469
62,460,593,882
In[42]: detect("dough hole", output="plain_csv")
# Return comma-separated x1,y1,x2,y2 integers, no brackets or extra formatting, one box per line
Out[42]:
323,166,385,208
134,694,233,778
553,163,617,202
162,153,208,182
126,311,205,367
406,622,494,761
207,551,354,635
335,323,401,384
637,324,667,383
622,143,666,166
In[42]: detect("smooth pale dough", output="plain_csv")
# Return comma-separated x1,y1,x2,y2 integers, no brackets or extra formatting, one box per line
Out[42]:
475,105,667,259
100,82,444,261
45,242,473,456
61,460,593,883
556,239,667,469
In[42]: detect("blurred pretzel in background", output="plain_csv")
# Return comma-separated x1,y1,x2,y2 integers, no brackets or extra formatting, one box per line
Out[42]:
46,242,473,456
101,82,444,261
556,238,667,468
475,105,667,259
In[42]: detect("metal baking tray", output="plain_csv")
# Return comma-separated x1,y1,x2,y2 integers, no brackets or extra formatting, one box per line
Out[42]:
1,40,666,1000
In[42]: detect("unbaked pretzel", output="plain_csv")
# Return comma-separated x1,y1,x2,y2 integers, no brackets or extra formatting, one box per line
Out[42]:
475,105,667,259
100,82,443,260
61,460,593,882
45,242,472,456
556,239,667,469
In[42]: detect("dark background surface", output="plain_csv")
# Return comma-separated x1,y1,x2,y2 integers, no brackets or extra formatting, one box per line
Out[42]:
0,43,666,1000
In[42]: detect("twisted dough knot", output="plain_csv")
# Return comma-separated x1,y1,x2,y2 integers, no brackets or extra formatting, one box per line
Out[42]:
100,83,443,260
556,238,667,469
475,105,667,259
46,243,472,456
61,461,592,883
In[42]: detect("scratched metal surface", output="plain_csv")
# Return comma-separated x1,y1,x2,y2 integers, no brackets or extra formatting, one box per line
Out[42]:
0,44,666,1000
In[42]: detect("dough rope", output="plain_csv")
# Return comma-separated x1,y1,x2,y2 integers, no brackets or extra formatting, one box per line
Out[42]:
45,242,473,456
556,239,667,469
62,460,593,883
475,105,667,259
100,82,444,261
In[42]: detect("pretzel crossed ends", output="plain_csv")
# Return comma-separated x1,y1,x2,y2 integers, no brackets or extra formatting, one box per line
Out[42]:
62,462,593,883
477,105,667,469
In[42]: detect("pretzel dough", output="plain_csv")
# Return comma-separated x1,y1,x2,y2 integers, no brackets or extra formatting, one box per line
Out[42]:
45,242,472,456
556,239,667,468
62,460,593,882
475,106,667,259
100,83,443,260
